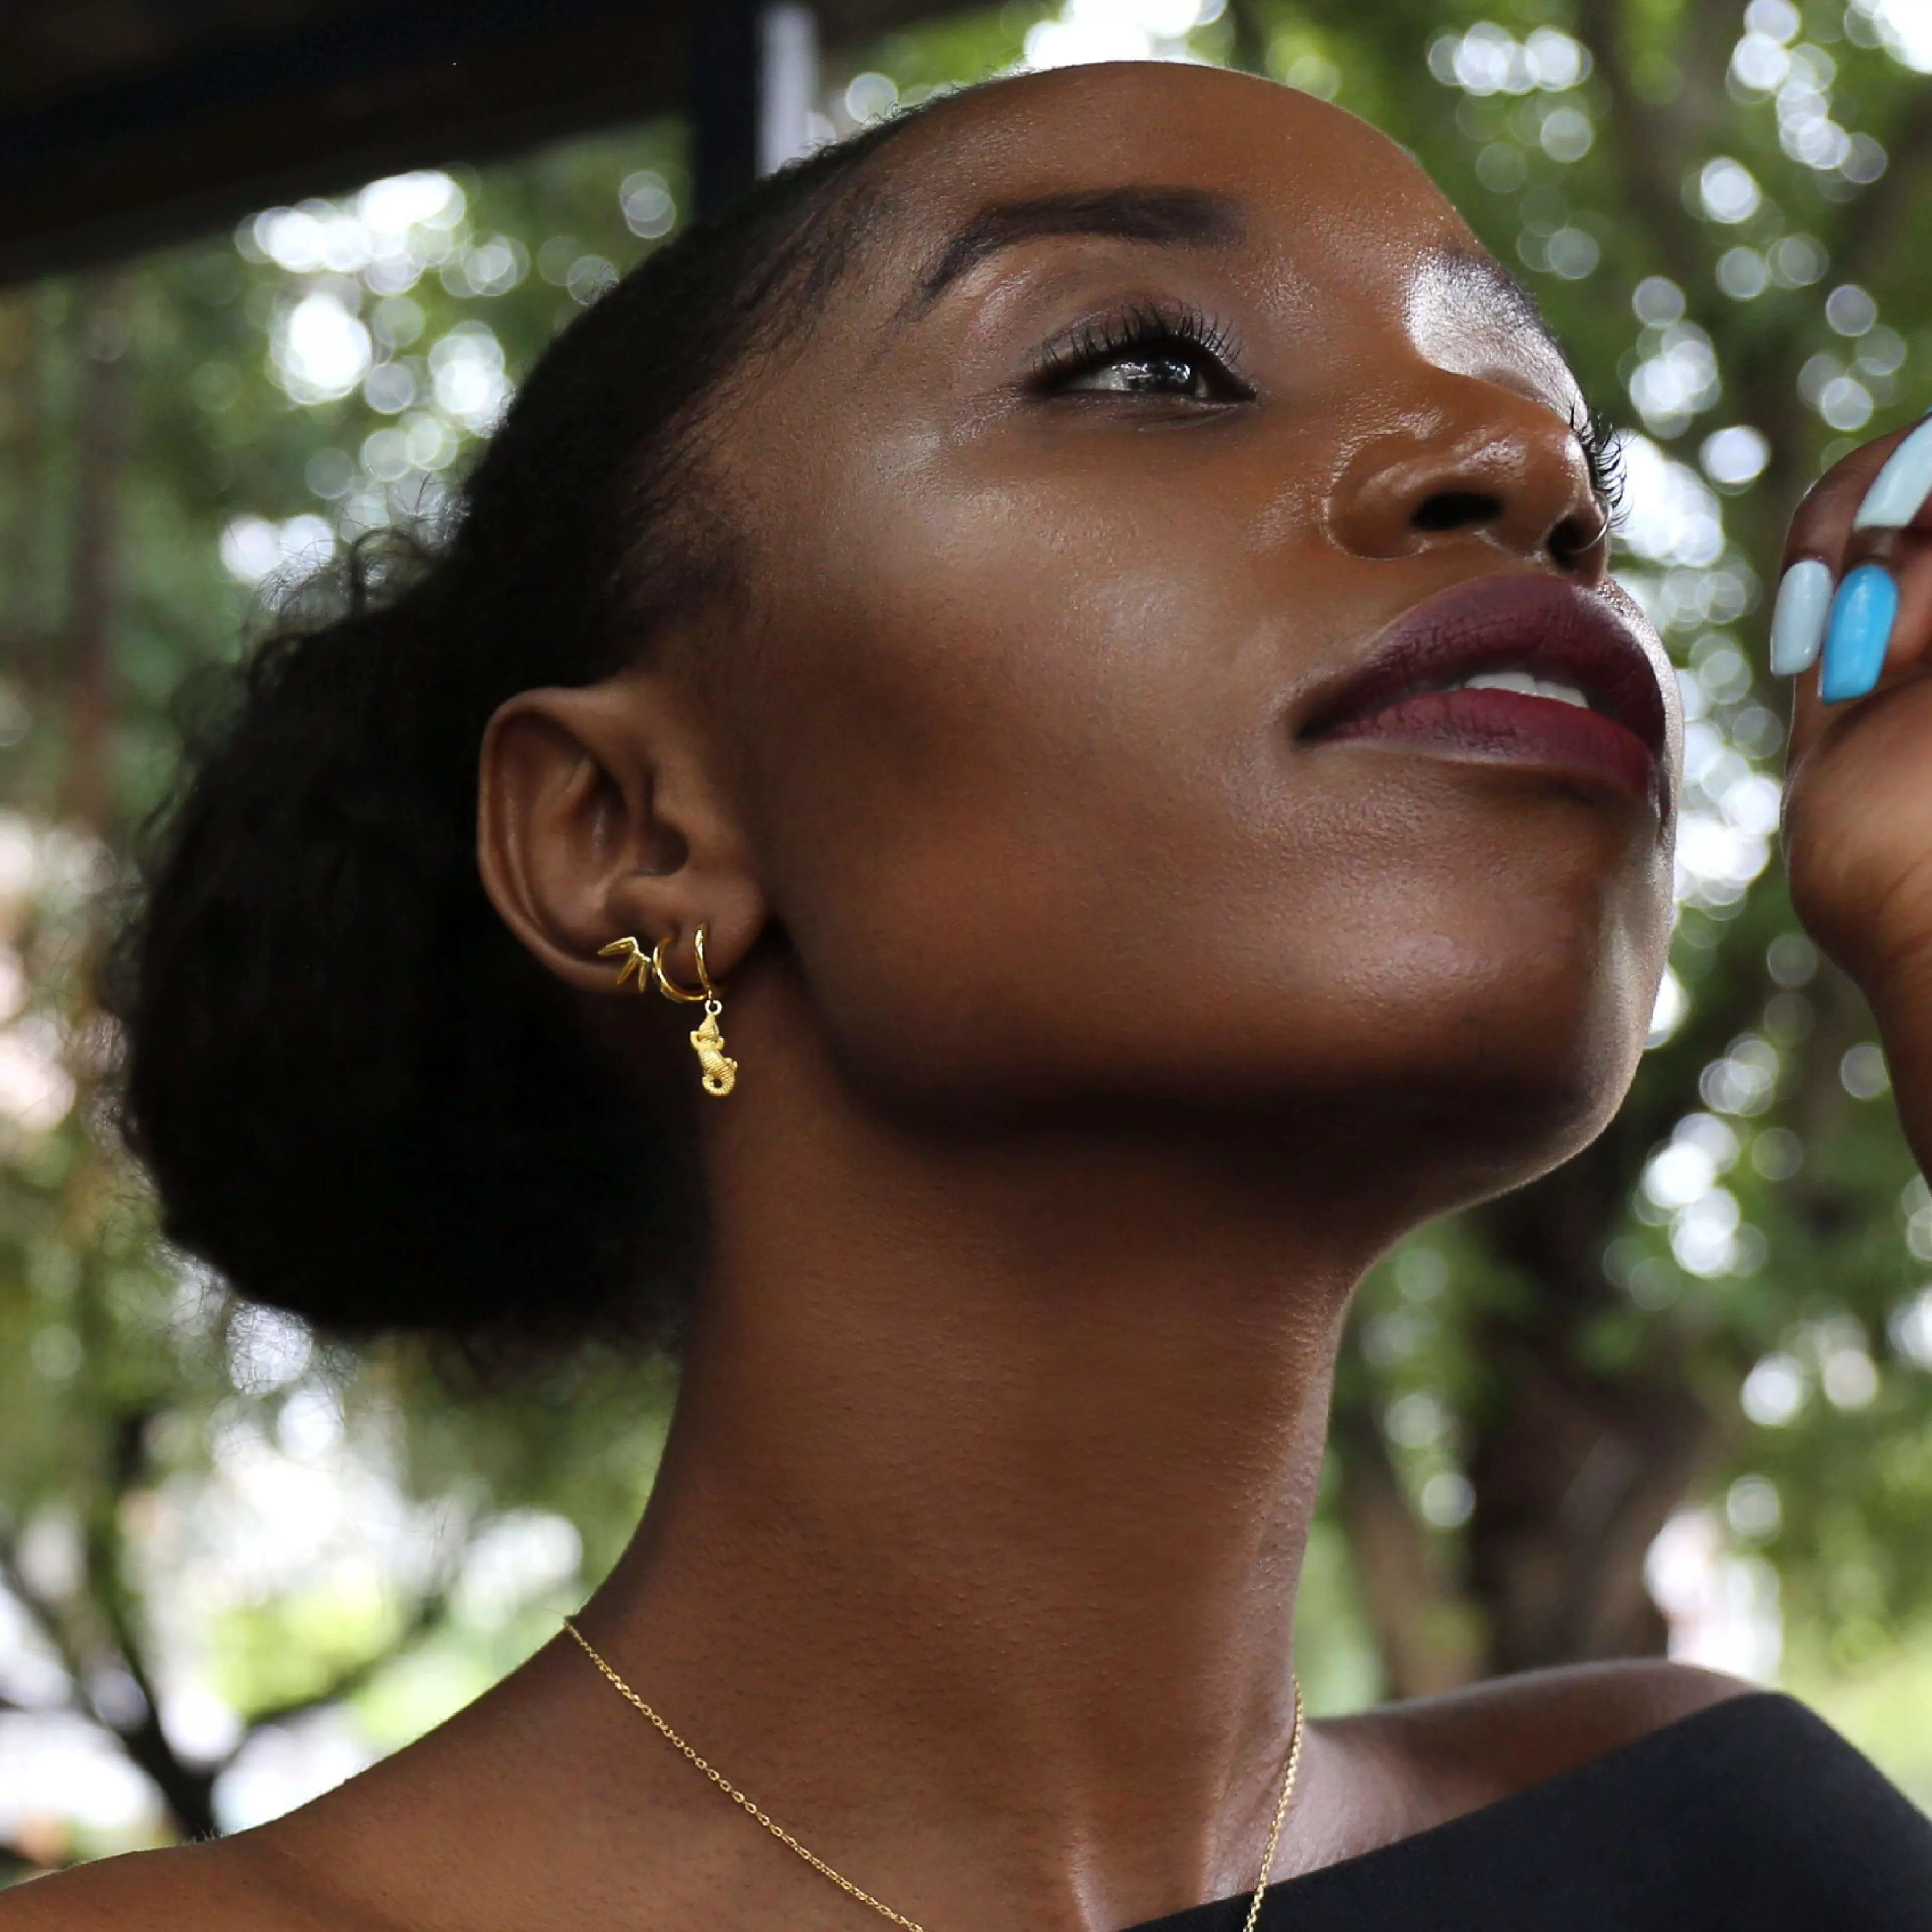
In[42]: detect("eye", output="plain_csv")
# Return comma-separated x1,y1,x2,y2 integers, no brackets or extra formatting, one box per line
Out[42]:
1061,345,1224,399
1037,304,1250,405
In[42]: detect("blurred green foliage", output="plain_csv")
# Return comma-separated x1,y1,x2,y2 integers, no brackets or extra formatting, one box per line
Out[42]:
4,0,1932,1871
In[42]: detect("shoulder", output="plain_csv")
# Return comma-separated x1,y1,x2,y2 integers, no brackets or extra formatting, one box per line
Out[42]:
1324,1658,1755,1817
1403,1656,1753,1767
0,1833,381,1932
1301,1670,1932,1923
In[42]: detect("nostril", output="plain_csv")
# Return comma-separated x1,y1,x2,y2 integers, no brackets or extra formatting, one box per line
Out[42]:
1548,509,1606,571
1412,490,1504,533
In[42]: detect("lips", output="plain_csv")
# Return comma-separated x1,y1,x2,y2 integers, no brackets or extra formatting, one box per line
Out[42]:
1302,575,1670,806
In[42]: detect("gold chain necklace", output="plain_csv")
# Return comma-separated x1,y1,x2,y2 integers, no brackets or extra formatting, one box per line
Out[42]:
563,1618,1306,1932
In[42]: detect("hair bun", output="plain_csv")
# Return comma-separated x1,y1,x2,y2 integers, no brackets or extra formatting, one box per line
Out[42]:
109,569,670,1353
105,107,929,1358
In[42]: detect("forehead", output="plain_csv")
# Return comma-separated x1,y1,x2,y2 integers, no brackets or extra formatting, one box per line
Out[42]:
839,63,1575,400
874,64,1463,288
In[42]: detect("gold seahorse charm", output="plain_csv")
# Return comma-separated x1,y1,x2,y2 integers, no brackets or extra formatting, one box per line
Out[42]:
689,1004,738,1098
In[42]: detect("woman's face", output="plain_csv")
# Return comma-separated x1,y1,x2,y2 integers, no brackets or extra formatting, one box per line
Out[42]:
696,63,1678,1199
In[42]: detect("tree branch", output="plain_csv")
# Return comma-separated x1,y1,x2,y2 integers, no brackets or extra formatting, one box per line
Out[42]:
1572,0,1710,297
1330,1386,1481,1697
72,1408,218,1840
1222,0,1268,77
0,1537,82,1695
1,1841,56,1884
225,1589,450,1748
1838,90,1932,295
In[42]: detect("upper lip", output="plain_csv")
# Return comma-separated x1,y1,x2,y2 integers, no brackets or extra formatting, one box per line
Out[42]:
1301,574,1670,761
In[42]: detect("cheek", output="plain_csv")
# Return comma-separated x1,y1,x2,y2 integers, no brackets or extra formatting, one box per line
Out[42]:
725,448,1673,1137
726,470,1303,1098
1271,772,1673,1119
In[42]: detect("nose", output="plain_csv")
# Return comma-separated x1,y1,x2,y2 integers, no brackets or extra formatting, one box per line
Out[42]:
1323,382,1608,578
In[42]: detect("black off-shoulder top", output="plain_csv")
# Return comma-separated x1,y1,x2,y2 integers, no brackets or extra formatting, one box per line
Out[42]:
1125,1694,1932,1930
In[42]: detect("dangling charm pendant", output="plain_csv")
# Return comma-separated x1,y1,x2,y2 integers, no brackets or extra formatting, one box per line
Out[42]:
689,998,737,1098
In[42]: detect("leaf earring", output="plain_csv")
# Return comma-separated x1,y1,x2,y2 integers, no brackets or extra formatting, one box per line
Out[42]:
596,935,653,991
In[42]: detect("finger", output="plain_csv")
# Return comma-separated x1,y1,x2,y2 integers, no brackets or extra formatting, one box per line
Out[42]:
1779,417,1932,767
1789,518,1932,768
1773,431,1898,698
1816,418,1932,701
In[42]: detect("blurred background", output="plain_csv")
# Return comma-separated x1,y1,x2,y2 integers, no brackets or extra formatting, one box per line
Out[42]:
2,0,1930,1878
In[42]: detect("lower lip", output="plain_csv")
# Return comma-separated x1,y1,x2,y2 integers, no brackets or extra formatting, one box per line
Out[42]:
1321,688,1659,802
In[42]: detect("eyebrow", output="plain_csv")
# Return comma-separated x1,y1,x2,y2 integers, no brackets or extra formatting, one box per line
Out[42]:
909,186,1247,313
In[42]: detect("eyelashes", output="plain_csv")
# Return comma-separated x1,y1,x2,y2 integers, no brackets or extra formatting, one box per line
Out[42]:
1571,401,1627,524
1029,304,1629,525
1032,300,1251,401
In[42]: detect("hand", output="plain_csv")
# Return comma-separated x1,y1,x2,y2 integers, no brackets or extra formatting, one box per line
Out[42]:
1780,419,1932,995
1778,415,1932,1164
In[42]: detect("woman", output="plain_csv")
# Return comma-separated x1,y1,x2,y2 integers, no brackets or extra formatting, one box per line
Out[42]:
11,58,1932,1930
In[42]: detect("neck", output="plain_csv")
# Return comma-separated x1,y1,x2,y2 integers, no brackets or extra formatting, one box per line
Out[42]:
582,1031,1399,1931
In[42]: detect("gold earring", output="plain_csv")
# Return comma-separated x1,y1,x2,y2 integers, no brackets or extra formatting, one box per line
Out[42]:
597,936,653,991
647,936,704,1004
650,925,738,1100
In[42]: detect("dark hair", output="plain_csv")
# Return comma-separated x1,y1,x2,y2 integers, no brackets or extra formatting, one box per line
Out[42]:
107,111,930,1358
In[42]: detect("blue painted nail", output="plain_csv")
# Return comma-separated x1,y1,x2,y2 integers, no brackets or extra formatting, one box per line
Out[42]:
1853,415,1932,529
1769,558,1833,674
1820,564,1898,703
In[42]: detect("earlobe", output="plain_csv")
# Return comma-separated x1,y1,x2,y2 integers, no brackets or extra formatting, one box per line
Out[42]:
476,678,765,997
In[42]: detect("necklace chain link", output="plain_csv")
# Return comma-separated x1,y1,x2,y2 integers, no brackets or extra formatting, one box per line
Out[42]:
562,1618,1305,1932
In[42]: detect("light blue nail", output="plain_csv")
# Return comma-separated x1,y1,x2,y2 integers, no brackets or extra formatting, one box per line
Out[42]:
1820,564,1898,703
1769,558,1833,674
1853,415,1932,529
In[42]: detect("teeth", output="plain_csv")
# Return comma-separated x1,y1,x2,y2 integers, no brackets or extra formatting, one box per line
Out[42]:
1525,678,1590,708
1454,671,1592,709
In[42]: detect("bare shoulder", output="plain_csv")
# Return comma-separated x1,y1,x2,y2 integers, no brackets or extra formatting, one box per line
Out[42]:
1324,1659,1756,1816
1404,1657,1752,1754
0,1833,380,1932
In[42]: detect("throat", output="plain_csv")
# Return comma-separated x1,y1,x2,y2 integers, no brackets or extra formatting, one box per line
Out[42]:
567,1036,1396,1931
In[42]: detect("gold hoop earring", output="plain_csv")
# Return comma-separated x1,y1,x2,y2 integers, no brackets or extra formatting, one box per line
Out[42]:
648,935,708,1005
655,925,738,1099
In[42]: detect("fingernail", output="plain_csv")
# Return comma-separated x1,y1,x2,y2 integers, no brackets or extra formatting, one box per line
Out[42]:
1769,558,1834,674
1853,415,1932,529
1820,564,1899,703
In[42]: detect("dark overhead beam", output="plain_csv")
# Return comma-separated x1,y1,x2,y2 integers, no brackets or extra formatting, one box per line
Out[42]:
0,0,689,287
0,0,958,288
692,0,762,219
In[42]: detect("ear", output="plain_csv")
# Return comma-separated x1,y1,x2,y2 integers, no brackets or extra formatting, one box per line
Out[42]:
477,668,766,997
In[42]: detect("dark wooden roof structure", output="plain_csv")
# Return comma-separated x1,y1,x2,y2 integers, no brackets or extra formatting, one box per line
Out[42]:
0,0,954,286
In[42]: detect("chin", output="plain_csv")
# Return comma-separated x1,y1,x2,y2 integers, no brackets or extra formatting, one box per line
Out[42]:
1372,985,1649,1197
1440,1040,1637,1196
1220,907,1661,1201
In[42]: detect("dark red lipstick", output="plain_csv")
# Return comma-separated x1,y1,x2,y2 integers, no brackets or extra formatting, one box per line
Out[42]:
1303,575,1670,808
